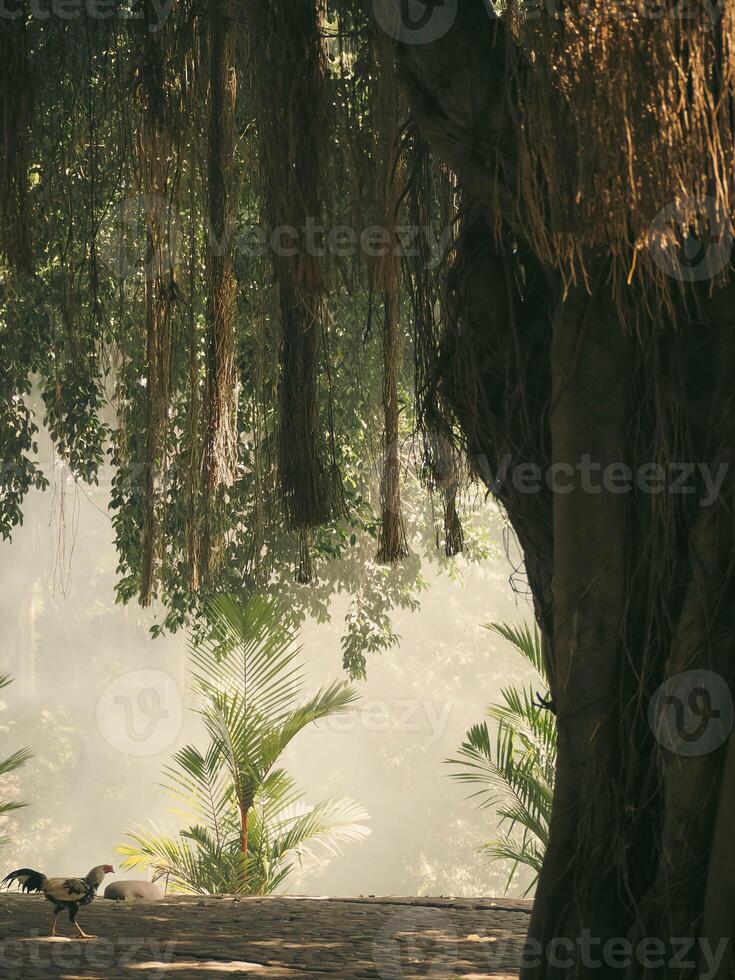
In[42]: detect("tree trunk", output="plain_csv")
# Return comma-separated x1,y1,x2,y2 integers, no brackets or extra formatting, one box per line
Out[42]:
522,271,632,973
396,4,735,976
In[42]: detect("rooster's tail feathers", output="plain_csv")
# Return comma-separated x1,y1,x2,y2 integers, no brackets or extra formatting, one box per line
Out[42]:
2,868,47,893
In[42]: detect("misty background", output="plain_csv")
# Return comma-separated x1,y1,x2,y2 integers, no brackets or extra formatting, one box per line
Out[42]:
1,423,536,900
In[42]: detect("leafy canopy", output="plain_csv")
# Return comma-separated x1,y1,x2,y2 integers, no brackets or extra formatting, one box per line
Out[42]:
0,3,490,679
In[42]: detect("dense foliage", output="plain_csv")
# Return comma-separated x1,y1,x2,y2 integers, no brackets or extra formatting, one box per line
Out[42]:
0,2,488,678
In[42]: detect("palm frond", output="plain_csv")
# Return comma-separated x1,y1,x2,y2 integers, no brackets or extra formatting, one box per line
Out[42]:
448,621,557,893
254,682,359,774
481,834,546,896
117,823,252,895
189,594,304,722
0,747,33,778
484,622,546,679
0,674,30,847
266,797,370,865
161,742,232,844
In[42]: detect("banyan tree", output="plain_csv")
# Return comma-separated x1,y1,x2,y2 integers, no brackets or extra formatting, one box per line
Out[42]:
2,0,735,975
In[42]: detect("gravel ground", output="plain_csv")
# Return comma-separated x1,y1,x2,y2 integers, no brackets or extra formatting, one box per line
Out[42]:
0,894,531,979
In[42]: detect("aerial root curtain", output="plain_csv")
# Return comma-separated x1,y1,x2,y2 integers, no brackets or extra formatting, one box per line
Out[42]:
406,136,466,559
137,4,177,606
372,29,409,565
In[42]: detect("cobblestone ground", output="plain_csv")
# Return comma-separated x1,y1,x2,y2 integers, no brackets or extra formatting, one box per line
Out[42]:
0,895,531,979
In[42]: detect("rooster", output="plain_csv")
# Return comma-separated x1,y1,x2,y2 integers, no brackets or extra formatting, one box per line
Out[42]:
2,864,114,939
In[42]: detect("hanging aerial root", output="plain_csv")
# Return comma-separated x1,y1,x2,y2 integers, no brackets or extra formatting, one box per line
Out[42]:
204,0,239,498
376,283,409,565
371,28,409,565
505,1,735,303
296,529,313,585
403,129,466,557
249,0,340,532
136,3,178,605
429,430,465,558
0,7,32,273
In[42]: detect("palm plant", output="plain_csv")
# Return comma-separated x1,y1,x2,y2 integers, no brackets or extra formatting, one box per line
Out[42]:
447,623,556,896
118,594,369,894
0,672,32,847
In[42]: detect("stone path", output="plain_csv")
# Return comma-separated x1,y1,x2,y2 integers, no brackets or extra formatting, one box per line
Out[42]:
0,894,531,979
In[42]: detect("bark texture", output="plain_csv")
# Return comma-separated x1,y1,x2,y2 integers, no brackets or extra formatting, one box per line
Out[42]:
397,4,735,976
